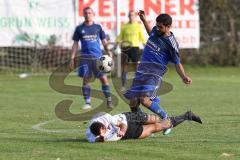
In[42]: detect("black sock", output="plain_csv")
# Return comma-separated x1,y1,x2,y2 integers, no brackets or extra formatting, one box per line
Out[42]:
170,113,186,127
130,107,143,112
130,98,141,112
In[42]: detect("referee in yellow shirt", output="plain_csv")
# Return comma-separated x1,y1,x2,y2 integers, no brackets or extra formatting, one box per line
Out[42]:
117,10,146,91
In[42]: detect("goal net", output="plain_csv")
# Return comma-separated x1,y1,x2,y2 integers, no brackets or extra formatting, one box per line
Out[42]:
0,46,72,73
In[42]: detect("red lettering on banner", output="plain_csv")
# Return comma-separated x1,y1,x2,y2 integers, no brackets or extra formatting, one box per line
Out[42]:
121,12,126,16
173,20,181,28
129,0,135,11
99,0,111,16
172,20,197,28
179,20,182,28
77,0,196,17
78,0,95,16
165,0,176,15
186,20,190,28
180,0,195,15
100,21,116,30
144,0,161,15
113,0,116,16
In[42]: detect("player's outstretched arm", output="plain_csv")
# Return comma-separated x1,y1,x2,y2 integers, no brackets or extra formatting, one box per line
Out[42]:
138,10,152,35
70,41,79,69
175,63,192,85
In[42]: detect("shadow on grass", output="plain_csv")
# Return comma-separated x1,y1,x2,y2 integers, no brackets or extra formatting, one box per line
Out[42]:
2,136,240,144
45,138,88,143
1,137,88,143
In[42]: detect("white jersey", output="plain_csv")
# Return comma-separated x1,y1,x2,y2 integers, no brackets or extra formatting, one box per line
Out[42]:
86,112,127,143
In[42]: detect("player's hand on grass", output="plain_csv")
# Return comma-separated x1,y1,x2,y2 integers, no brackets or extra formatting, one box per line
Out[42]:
182,76,192,85
138,10,146,22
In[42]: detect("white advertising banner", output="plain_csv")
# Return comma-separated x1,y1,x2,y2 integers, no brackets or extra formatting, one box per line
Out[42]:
0,0,75,47
0,0,199,48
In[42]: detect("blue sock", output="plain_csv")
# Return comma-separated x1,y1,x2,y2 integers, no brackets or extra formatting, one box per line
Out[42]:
152,97,161,104
82,84,91,104
102,85,111,101
121,72,128,87
148,101,167,119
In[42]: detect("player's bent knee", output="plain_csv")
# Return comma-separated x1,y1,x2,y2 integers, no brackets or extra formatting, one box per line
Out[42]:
140,97,150,107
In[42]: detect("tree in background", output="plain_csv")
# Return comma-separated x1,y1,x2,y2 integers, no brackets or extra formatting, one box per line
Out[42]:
199,0,240,66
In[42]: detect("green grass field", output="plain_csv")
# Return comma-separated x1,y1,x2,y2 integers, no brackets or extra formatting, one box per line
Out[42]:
1,66,240,160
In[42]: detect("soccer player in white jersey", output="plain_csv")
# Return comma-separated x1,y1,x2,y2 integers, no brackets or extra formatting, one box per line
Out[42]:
86,111,202,142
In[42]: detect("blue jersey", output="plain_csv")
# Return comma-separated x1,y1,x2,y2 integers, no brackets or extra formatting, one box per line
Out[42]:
72,23,106,58
140,26,180,75
124,27,180,100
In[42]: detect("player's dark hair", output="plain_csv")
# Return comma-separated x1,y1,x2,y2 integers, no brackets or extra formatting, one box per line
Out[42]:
90,122,105,136
83,6,93,13
156,14,172,26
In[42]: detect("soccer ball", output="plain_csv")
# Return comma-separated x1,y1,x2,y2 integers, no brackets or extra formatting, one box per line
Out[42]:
97,55,113,73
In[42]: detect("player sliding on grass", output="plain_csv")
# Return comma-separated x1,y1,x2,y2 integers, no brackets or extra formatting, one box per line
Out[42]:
86,111,202,142
124,11,192,135
70,7,113,109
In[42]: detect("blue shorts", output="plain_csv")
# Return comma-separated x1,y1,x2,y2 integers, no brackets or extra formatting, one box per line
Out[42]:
124,63,166,100
78,56,104,78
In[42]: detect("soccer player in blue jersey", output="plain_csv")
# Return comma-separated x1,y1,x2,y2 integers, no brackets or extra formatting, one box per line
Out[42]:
70,7,113,109
124,11,192,135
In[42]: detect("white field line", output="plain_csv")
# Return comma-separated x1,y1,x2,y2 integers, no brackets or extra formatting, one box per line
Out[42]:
32,119,85,134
